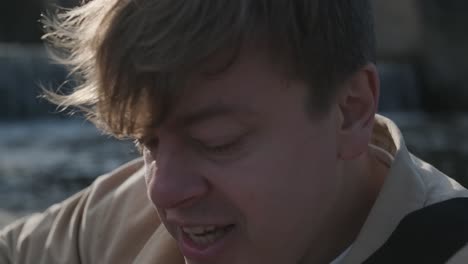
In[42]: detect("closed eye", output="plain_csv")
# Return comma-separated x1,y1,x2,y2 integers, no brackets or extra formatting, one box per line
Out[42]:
203,140,240,154
192,136,243,156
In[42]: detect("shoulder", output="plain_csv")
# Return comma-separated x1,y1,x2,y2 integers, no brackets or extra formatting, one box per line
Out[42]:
409,154,468,205
0,158,159,264
448,243,468,264
364,198,468,264
79,158,162,263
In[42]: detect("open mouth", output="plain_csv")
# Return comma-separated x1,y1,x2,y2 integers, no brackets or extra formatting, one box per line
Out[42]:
181,224,235,247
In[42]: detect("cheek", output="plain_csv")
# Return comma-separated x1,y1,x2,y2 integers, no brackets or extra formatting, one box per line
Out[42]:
142,155,169,222
143,150,157,192
237,132,337,209
210,133,339,256
244,152,337,222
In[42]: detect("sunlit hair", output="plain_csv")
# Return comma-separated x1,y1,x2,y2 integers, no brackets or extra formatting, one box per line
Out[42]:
42,0,376,140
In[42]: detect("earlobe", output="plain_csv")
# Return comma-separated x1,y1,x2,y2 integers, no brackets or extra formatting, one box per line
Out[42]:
337,63,379,160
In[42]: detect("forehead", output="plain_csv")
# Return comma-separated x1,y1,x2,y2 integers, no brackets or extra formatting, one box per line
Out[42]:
168,46,297,121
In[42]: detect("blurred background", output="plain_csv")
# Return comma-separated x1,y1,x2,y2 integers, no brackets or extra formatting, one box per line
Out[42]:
1,0,468,227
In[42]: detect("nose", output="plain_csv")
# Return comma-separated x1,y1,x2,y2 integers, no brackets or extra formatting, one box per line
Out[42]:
145,141,209,210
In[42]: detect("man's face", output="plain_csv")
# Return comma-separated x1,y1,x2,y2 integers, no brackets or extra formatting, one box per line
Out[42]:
143,47,344,263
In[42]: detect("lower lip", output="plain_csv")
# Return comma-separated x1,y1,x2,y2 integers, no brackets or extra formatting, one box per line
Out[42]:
178,225,235,261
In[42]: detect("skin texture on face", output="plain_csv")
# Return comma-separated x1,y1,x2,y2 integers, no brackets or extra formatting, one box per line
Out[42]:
142,46,382,264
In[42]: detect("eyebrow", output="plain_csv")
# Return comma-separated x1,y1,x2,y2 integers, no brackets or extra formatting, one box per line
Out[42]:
175,103,255,128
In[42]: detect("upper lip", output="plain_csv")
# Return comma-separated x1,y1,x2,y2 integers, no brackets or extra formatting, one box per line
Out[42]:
168,219,234,227
166,214,235,226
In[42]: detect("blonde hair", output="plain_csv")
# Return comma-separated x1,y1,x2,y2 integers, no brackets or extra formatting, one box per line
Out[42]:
43,0,375,139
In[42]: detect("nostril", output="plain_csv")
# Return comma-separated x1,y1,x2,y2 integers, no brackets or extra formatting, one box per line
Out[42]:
148,169,210,210
150,185,207,210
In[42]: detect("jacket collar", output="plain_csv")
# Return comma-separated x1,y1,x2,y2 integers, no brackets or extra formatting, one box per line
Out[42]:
133,224,184,264
342,114,427,263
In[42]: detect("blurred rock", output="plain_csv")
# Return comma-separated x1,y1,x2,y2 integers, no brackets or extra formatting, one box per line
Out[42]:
378,63,422,111
373,0,468,111
0,1,44,43
0,44,69,120
373,0,423,60
418,0,468,111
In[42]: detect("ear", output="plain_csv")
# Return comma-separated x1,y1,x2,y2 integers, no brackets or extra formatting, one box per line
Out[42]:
337,63,380,160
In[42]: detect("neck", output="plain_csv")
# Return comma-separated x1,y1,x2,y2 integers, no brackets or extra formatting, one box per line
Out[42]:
301,147,388,263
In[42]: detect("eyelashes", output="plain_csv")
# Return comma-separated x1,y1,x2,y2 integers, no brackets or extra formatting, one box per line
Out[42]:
192,137,242,155
138,132,247,160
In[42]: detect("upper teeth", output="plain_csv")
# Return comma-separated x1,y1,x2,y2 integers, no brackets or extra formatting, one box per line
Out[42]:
182,226,217,235
182,225,232,246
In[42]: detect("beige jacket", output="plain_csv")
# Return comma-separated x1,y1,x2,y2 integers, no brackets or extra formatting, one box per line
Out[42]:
1,114,468,264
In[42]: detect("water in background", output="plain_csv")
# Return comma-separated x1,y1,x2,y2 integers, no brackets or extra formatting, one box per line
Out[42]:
0,119,139,227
